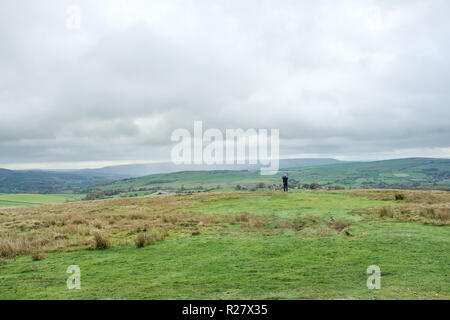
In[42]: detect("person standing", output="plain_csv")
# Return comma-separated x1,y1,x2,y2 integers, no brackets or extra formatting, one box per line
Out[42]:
282,173,288,192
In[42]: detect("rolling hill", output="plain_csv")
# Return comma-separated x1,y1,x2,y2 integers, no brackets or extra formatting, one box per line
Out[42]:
0,158,342,193
1,158,448,195
80,158,344,177
0,169,123,193
95,158,450,193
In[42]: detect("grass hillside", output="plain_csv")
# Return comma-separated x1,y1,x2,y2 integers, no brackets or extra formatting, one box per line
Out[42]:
85,158,343,178
0,169,122,194
95,158,450,195
287,157,450,189
0,189,448,299
0,194,84,207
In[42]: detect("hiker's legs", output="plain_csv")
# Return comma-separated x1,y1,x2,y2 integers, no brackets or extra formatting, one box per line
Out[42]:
283,183,288,192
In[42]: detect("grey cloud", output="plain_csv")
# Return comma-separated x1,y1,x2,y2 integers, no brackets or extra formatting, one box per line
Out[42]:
0,0,449,168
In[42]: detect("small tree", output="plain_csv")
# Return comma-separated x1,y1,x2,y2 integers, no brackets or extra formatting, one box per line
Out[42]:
310,183,320,190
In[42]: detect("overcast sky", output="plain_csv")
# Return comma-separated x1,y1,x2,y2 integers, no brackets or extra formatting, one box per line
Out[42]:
1,0,449,169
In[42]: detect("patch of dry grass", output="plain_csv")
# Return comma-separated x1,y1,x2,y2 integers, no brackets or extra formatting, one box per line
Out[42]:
0,235,44,258
0,193,269,257
31,251,44,261
92,231,110,249
329,220,351,232
341,189,450,225
333,189,450,204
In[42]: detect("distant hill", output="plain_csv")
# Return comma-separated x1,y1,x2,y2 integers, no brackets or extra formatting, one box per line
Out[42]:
95,158,450,193
286,157,450,189
2,158,448,194
82,158,344,178
0,158,342,193
0,170,122,193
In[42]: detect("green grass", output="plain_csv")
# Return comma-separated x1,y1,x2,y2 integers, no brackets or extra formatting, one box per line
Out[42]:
187,191,397,220
286,158,450,189
0,193,84,207
0,190,448,299
1,224,448,299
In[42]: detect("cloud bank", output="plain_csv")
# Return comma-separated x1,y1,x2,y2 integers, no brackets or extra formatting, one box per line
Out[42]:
1,0,449,169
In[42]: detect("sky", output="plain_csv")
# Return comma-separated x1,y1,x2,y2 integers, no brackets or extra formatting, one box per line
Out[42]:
1,0,449,170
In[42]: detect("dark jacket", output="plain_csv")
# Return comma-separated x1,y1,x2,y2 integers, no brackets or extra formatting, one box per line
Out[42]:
282,176,288,184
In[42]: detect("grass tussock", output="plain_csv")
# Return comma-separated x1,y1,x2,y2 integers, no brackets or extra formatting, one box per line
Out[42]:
351,204,449,225
395,193,405,201
329,220,351,232
0,236,45,258
379,207,394,218
420,208,450,220
31,252,44,261
135,230,168,248
92,231,110,249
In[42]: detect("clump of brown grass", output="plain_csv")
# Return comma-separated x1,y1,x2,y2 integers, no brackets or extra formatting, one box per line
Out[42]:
247,216,267,228
395,193,405,201
0,240,16,258
92,220,104,229
135,229,168,248
335,189,449,204
135,233,147,248
129,212,146,220
162,214,178,224
92,231,110,249
233,213,250,223
420,208,450,220
329,220,351,232
71,216,87,225
31,251,44,261
53,233,68,240
0,237,36,258
274,220,294,229
379,207,393,218
63,225,90,236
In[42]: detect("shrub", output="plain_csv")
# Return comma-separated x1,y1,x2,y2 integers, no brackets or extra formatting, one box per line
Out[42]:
256,182,266,189
92,231,110,249
310,183,320,190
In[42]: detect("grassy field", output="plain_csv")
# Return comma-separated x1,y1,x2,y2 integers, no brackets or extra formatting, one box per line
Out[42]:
0,193,85,207
0,189,448,299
